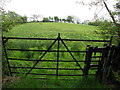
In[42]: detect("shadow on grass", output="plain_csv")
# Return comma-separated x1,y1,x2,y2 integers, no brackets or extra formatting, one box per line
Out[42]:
2,76,110,89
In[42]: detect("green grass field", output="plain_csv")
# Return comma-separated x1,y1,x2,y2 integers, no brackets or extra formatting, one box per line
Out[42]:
4,22,100,38
3,22,111,88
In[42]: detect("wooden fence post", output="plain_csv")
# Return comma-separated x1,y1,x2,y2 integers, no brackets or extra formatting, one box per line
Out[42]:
83,45,93,77
96,52,103,80
107,45,115,81
96,45,107,80
102,45,109,84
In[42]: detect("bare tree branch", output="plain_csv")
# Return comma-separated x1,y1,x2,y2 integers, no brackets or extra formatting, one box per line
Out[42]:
103,1,117,24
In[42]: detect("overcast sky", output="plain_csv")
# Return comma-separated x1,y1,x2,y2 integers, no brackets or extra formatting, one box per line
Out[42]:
5,0,117,22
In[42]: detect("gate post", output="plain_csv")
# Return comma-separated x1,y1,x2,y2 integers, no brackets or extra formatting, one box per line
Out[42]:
102,45,109,84
83,45,93,77
3,42,12,76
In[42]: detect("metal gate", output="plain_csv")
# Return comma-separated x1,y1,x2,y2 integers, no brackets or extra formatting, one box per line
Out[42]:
2,33,112,80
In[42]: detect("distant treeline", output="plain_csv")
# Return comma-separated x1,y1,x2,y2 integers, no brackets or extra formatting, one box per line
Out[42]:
29,15,76,23
2,9,82,32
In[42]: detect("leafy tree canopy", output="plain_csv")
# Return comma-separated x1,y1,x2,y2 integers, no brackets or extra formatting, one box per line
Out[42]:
2,10,27,32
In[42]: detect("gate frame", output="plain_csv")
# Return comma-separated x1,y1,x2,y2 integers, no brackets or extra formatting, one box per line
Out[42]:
2,33,113,79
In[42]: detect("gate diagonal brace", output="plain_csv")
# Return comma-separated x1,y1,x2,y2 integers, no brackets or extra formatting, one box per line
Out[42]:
26,38,58,76
26,33,83,76
60,39,83,71
2,38,9,45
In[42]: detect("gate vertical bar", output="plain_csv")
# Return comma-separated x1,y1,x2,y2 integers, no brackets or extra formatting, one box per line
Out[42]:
3,41,12,76
56,33,60,77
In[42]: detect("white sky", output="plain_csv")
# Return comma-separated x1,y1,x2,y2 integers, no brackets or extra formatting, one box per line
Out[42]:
4,0,117,22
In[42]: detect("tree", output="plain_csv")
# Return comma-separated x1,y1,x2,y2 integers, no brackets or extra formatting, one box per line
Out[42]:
31,14,40,22
67,16,73,23
62,18,66,22
49,16,53,21
54,16,59,22
43,17,49,22
1,0,12,31
2,11,12,31
102,1,120,44
2,10,27,31
21,16,27,23
76,0,120,44
116,2,120,24
59,18,62,22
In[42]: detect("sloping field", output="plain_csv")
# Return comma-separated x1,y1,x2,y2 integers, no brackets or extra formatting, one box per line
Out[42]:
4,22,100,39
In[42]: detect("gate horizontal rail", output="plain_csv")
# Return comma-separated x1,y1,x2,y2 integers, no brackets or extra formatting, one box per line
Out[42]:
7,49,86,52
7,48,111,52
11,72,95,76
8,58,99,62
10,67,97,70
3,37,110,42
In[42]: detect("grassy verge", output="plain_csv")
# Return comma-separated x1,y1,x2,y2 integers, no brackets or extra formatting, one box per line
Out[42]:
3,76,109,88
